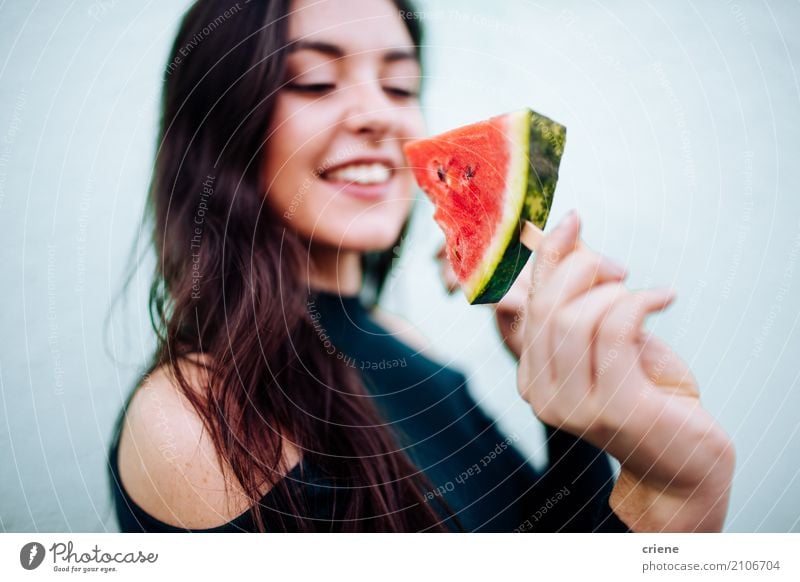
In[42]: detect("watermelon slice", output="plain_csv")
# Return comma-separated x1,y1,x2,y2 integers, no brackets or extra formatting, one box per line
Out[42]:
403,108,566,304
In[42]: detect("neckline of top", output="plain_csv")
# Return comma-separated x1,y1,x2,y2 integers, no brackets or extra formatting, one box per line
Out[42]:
308,287,367,310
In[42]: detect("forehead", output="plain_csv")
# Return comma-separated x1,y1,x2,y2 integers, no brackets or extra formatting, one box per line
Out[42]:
287,0,415,54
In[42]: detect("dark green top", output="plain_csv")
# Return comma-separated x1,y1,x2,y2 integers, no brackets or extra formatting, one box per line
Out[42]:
107,289,629,532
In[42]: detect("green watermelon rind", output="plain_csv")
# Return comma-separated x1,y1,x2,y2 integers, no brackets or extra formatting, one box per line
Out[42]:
466,109,567,305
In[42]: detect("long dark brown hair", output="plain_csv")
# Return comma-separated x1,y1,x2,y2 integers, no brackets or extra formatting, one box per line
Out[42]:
111,0,454,531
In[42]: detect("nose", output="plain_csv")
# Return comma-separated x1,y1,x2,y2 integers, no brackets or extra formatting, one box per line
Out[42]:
340,80,399,142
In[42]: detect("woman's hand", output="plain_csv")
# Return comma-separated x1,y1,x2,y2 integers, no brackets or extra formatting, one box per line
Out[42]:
434,243,532,360
493,259,536,360
435,243,460,295
516,210,735,532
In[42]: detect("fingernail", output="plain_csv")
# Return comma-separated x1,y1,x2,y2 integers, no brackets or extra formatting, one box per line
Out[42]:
555,209,578,234
656,286,677,302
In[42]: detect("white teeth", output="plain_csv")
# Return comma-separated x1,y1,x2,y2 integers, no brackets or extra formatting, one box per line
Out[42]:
325,163,391,185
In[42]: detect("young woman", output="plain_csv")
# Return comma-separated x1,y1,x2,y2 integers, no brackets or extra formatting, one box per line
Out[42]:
107,0,734,533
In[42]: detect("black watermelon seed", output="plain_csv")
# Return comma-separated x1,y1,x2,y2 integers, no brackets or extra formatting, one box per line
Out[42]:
437,167,446,182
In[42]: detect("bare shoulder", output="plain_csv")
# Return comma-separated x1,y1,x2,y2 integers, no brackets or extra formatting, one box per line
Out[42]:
370,306,431,353
116,353,300,529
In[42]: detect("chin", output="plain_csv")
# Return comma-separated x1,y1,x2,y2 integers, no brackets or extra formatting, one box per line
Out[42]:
312,202,409,252
332,225,405,253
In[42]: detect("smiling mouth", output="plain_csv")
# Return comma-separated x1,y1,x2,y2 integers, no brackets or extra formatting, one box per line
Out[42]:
320,162,394,186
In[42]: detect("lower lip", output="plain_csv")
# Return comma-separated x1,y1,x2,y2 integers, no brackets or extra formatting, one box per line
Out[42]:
322,175,394,200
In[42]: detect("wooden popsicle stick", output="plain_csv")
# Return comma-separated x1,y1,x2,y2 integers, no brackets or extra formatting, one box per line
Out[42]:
520,219,586,253
520,220,545,252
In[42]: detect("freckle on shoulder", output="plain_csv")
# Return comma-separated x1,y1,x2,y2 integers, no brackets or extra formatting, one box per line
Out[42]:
116,353,300,529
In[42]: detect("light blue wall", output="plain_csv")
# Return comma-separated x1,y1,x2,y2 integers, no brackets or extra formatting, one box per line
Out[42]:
1,0,798,532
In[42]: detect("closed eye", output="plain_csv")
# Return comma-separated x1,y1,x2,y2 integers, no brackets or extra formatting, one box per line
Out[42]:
284,82,336,94
384,86,419,99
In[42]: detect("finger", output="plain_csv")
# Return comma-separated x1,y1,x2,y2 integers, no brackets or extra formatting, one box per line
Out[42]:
530,210,582,295
534,248,628,315
550,282,630,403
435,243,459,293
637,330,699,396
594,287,677,387
527,250,628,384
499,208,596,314
521,210,582,382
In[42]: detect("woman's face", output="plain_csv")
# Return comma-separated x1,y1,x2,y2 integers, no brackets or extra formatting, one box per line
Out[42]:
263,0,425,252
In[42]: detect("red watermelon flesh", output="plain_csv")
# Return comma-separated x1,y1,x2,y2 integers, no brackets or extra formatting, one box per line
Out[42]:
403,108,566,304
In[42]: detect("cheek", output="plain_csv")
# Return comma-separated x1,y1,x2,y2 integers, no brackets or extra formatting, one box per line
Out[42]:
261,97,419,251
262,98,327,220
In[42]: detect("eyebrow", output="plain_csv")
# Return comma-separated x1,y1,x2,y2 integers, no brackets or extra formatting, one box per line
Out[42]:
288,39,418,64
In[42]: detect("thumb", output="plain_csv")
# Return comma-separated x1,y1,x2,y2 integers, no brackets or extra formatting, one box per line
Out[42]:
637,330,699,396
435,244,459,294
